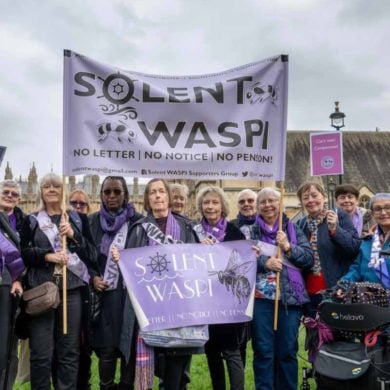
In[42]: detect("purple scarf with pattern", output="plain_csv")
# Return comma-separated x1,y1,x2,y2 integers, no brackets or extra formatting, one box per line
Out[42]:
200,217,227,242
99,202,136,256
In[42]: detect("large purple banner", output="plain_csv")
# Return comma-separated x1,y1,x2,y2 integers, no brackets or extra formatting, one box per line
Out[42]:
118,240,256,331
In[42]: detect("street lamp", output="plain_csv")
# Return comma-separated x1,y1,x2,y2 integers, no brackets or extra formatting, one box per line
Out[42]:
329,101,346,131
327,177,337,210
329,101,345,184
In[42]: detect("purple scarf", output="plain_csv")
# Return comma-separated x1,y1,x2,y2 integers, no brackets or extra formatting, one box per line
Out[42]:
201,217,227,242
255,215,279,244
352,208,363,237
0,230,25,281
99,202,136,256
151,211,181,244
256,213,306,304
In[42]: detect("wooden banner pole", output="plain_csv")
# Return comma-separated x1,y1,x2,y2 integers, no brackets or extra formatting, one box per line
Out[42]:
61,175,68,334
273,183,285,330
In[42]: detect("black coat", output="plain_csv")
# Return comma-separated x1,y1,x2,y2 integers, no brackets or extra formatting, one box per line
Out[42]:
206,222,247,349
88,210,142,349
20,211,97,291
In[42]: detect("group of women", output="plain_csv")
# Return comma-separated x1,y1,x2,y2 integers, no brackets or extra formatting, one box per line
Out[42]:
0,175,389,390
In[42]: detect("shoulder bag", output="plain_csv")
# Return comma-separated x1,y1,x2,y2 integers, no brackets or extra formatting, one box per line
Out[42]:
23,281,60,315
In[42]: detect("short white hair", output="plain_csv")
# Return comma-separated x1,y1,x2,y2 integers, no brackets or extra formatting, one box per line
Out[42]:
256,187,280,207
237,189,257,203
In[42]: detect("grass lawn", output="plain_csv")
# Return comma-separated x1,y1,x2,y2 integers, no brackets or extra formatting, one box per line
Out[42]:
14,326,316,389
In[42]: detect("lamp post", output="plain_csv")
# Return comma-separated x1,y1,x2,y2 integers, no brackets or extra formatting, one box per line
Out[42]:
327,177,337,210
329,101,345,184
329,101,346,131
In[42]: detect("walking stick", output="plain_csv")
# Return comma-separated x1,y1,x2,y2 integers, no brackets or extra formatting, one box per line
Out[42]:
273,184,285,330
3,291,21,390
62,175,67,334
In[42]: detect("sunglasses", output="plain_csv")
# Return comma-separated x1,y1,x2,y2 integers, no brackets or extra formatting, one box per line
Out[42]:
103,188,123,196
2,189,20,198
238,198,255,205
70,200,88,208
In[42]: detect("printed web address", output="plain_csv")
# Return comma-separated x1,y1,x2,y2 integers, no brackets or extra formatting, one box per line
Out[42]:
72,167,138,175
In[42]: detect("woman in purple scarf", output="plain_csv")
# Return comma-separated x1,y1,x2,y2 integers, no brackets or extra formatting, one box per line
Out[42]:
119,179,201,390
88,176,142,390
250,187,313,390
0,211,24,390
196,186,247,390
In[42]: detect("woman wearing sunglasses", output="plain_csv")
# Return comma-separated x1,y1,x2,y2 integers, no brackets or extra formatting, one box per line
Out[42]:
69,189,91,215
88,176,142,390
68,189,93,390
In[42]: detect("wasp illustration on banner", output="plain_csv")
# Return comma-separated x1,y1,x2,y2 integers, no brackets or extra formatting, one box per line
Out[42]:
97,122,137,143
246,81,278,105
209,249,254,303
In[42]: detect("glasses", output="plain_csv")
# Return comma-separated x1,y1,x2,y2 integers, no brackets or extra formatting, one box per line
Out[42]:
238,198,255,205
2,189,19,198
372,204,390,214
103,188,123,196
259,198,279,206
70,201,88,209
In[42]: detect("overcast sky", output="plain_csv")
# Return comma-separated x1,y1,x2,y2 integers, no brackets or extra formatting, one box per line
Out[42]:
1,0,389,181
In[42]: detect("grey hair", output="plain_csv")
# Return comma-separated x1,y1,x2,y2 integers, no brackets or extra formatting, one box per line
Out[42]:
170,183,189,199
369,193,390,210
256,187,281,207
37,173,63,210
196,186,230,217
0,180,21,193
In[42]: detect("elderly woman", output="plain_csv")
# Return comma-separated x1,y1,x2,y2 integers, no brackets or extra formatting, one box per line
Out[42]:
296,181,361,316
231,189,258,240
335,184,375,237
0,180,25,389
195,186,246,390
88,176,142,390
0,212,24,390
119,178,200,390
230,188,258,367
20,173,97,390
0,180,25,235
170,183,189,215
338,193,390,287
249,187,313,390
